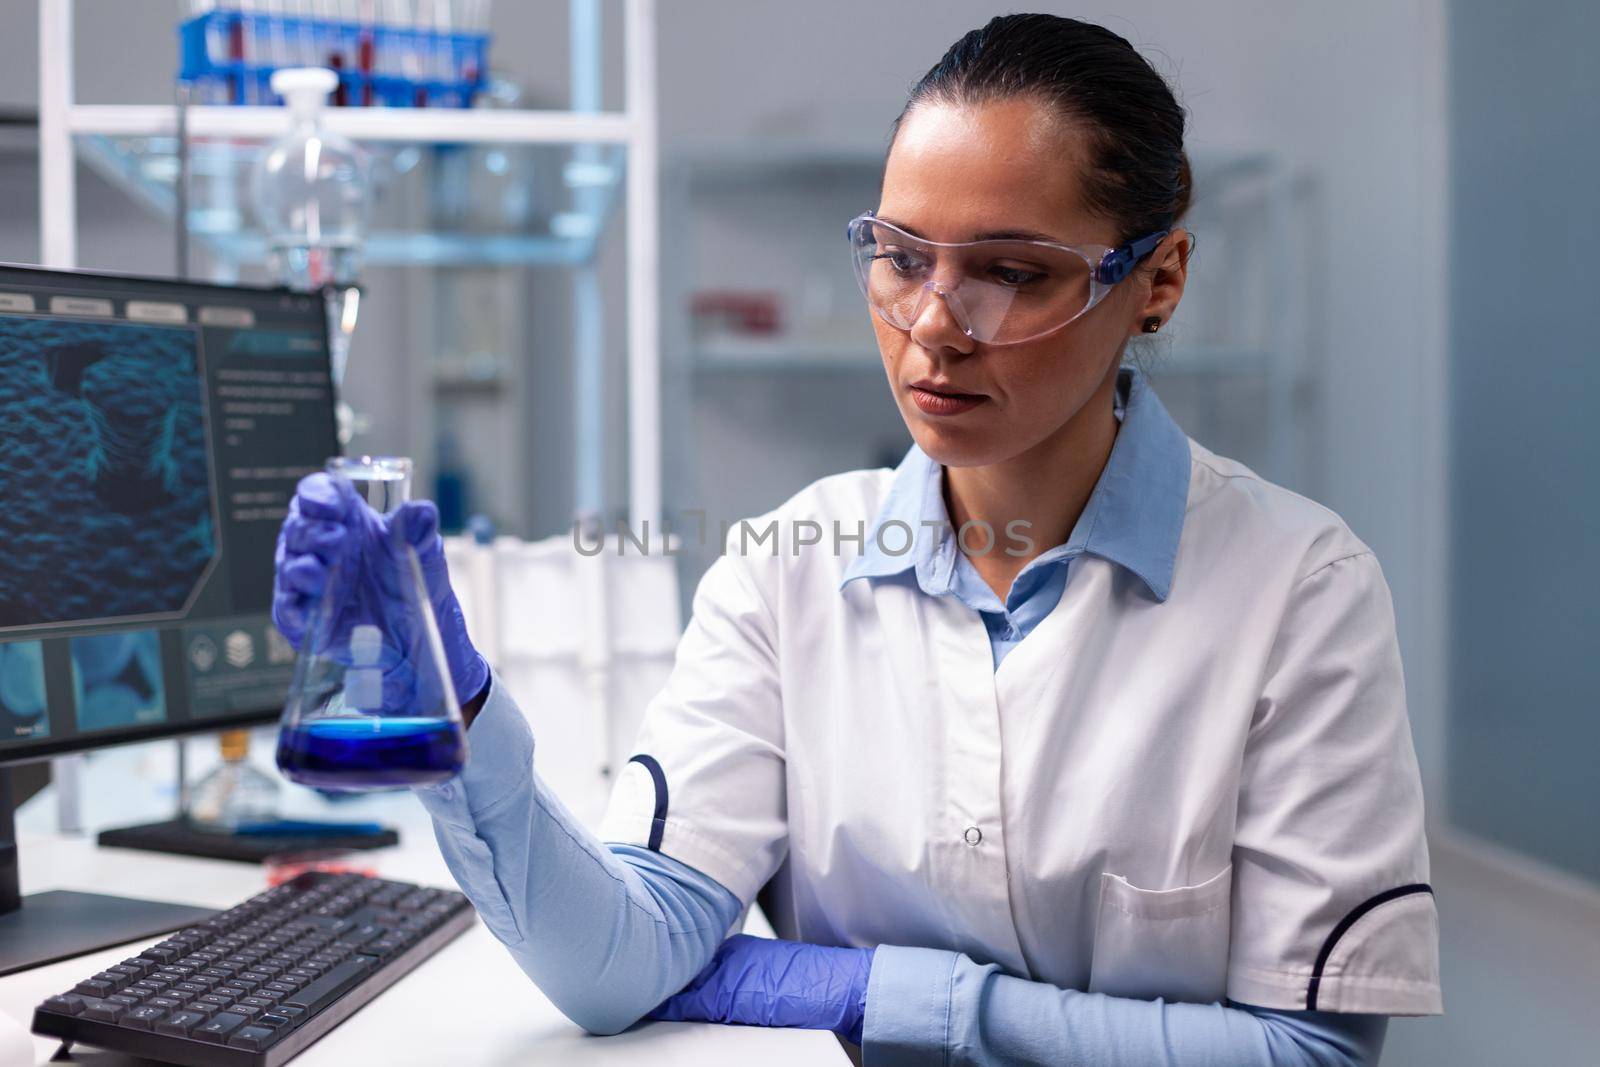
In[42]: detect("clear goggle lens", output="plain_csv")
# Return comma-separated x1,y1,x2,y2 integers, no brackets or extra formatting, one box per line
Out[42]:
847,214,1149,345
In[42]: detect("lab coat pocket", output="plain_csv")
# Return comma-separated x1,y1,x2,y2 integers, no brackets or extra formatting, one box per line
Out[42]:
1088,864,1232,1004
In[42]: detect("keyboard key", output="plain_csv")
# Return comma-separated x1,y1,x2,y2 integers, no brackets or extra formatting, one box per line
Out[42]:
73,978,115,996
198,993,235,1008
41,995,87,1016
156,1009,209,1036
348,923,392,945
174,981,209,995
284,957,374,1015
80,999,127,1022
184,1001,221,1016
121,1005,167,1030
257,1012,291,1027
396,890,430,911
238,996,275,1009
148,996,184,1010
228,1024,280,1050
107,994,141,1007
192,1012,248,1042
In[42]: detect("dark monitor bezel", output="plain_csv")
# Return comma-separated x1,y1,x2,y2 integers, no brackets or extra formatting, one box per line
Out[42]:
0,262,337,766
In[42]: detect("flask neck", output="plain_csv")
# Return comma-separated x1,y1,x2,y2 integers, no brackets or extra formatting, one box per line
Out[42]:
282,90,327,131
218,728,251,763
327,456,413,516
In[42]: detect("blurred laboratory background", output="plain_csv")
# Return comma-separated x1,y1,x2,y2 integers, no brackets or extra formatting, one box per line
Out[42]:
0,2,1594,1064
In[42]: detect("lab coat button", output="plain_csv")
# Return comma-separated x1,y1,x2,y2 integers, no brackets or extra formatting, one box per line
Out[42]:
963,826,982,846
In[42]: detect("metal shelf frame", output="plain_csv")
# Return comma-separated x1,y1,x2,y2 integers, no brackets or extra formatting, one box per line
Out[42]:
36,0,662,528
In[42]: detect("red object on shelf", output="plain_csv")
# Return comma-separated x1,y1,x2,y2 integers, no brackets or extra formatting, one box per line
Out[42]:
358,30,375,107
691,291,783,336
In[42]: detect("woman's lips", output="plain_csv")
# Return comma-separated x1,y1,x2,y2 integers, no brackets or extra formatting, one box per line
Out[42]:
908,383,986,416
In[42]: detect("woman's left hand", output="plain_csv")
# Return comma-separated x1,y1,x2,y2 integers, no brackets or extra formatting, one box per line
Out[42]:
647,933,876,1045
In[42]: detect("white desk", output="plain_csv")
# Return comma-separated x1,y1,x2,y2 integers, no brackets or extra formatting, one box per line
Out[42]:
0,732,846,1065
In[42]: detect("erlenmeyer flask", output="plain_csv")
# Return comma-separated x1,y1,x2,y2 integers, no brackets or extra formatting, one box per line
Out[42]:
276,456,468,789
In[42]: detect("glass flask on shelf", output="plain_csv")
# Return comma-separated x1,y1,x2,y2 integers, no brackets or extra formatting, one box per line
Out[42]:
252,66,370,443
252,67,369,299
276,456,468,790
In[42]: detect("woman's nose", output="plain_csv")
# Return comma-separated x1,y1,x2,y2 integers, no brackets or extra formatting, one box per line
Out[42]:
908,283,977,354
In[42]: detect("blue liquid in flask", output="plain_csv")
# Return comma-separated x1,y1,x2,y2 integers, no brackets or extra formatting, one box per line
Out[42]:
277,717,465,790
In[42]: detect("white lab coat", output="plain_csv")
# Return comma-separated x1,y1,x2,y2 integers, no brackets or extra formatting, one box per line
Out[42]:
600,438,1442,1016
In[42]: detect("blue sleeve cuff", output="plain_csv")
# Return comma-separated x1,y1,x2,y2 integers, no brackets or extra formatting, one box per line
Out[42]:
411,670,533,830
861,944,960,1066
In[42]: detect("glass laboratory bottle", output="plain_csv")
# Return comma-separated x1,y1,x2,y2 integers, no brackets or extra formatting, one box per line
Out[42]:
189,728,282,830
252,65,369,429
276,456,468,790
252,67,369,298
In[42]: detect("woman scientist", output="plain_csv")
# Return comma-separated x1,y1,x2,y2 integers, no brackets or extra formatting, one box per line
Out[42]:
273,14,1441,1065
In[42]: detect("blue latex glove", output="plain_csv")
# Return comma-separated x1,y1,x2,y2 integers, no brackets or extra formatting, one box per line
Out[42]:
272,472,488,708
648,934,876,1045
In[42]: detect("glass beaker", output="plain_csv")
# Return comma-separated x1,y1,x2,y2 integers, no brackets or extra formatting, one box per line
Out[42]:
276,456,468,790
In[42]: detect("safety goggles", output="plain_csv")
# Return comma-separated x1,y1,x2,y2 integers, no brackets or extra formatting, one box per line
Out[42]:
846,211,1169,345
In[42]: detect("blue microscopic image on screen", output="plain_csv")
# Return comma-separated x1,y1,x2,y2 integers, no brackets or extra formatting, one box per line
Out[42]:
70,631,167,731
0,315,215,628
0,641,49,740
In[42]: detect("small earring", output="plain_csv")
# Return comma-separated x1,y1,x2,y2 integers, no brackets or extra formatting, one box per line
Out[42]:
1142,316,1161,334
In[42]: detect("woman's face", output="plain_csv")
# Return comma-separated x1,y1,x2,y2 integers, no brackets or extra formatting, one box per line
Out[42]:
873,97,1184,469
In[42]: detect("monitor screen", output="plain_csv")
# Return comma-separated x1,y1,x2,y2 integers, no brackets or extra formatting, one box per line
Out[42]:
0,265,338,762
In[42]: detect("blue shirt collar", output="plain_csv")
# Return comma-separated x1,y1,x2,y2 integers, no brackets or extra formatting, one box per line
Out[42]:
839,365,1191,602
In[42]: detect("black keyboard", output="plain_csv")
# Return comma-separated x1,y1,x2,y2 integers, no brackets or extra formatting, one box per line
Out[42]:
31,870,475,1066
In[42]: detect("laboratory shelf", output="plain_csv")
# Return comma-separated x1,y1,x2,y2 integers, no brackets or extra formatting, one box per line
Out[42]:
67,103,634,145
685,340,1279,378
687,336,880,373
75,131,624,269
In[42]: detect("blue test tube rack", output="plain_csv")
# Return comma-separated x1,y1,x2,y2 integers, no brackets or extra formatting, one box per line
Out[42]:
178,11,490,108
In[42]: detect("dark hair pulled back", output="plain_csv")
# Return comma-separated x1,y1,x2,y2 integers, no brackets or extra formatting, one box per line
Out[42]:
893,14,1191,246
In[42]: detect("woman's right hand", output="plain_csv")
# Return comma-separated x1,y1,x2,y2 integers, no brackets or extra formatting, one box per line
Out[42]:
272,473,490,708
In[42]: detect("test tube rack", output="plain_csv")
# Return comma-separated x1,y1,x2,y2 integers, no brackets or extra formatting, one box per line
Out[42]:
179,10,490,108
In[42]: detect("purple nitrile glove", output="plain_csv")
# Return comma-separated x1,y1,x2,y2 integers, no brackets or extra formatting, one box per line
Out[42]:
272,472,488,709
648,934,876,1046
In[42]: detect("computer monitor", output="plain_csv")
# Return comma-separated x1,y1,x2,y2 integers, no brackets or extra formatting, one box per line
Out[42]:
0,263,339,973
